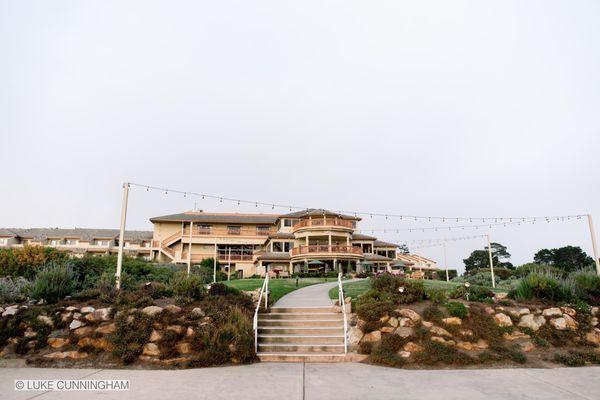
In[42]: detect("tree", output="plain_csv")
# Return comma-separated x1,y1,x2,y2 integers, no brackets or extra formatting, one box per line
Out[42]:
533,246,593,272
463,242,513,275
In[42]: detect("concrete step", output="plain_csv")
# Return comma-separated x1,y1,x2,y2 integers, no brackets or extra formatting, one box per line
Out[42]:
267,307,336,314
258,327,344,335
258,343,345,353
259,319,344,327
258,313,343,320
258,352,349,363
258,335,345,344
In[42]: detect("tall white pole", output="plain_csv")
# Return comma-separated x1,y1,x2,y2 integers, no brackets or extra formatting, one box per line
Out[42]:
443,241,449,282
486,234,496,288
187,221,193,275
587,214,600,276
227,247,231,281
116,182,130,290
213,243,217,283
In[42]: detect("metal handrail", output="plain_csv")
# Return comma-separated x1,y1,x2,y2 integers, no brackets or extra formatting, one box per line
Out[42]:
253,274,270,353
338,272,348,354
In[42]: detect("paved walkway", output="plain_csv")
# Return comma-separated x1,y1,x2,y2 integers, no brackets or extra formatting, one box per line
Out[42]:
2,364,599,400
273,279,361,307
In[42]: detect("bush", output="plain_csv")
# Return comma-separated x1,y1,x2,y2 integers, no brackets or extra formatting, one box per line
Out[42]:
510,271,573,303
29,263,76,303
170,273,206,300
426,288,447,304
139,281,172,299
110,310,153,364
370,334,407,367
445,301,468,319
422,304,445,323
0,246,68,278
570,268,600,305
208,282,241,297
553,350,600,367
467,285,495,302
0,277,30,303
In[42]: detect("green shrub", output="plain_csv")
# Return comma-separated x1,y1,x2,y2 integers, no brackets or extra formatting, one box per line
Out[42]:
370,334,407,367
553,350,600,367
356,295,395,322
570,268,600,305
413,340,474,366
139,281,172,299
110,310,153,364
426,288,447,304
371,273,402,292
0,246,68,278
208,282,241,297
445,301,468,319
422,304,445,323
0,277,30,303
29,263,76,303
510,271,573,303
170,273,206,300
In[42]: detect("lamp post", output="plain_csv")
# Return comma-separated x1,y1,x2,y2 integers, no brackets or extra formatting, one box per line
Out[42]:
116,182,130,290
486,234,496,288
587,214,600,276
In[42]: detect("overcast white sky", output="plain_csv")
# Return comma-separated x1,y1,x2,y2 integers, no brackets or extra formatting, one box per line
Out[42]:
1,1,599,273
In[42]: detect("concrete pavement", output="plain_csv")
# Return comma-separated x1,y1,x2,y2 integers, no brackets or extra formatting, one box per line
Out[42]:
273,279,361,307
1,363,599,400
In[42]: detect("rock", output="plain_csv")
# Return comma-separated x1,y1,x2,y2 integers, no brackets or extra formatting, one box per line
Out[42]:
161,357,188,366
518,314,546,331
43,351,88,359
86,308,111,322
164,304,182,314
61,312,72,322
396,309,421,323
143,343,160,357
191,307,205,317
2,305,19,317
73,326,94,336
399,318,414,327
404,342,424,352
456,341,476,351
167,325,184,335
379,314,390,324
176,342,191,354
592,307,599,316
430,326,452,338
592,317,599,327
186,327,195,337
37,315,54,327
388,317,399,328
80,306,95,313
65,306,78,311
362,331,381,343
78,337,112,351
475,339,489,350
421,321,433,328
348,327,363,346
23,328,37,338
495,293,508,300
503,330,530,341
585,328,600,344
520,341,535,352
47,337,70,348
69,320,84,330
542,307,562,318
73,312,82,319
380,326,394,333
443,317,462,326
431,336,456,346
550,317,567,330
394,327,414,338
149,330,163,342
563,314,579,330
397,351,411,358
95,323,116,335
560,307,576,318
485,307,495,315
142,306,163,317
458,329,473,337
494,313,513,327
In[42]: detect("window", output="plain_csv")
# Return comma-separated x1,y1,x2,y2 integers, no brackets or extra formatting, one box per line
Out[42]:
48,239,61,246
283,219,293,227
227,226,241,235
64,239,78,246
143,241,150,248
272,242,283,252
256,226,271,236
124,242,130,248
197,224,211,234
0,238,7,245
283,242,293,252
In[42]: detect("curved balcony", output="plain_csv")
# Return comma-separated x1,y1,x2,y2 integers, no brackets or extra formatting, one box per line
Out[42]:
290,245,362,259
292,217,356,233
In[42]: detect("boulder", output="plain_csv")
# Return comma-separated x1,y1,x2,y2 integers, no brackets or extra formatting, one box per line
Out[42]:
167,325,184,335
95,323,116,335
475,339,489,350
519,341,535,352
394,327,414,338
430,326,452,338
186,327,195,337
176,342,191,354
164,304,182,314
69,320,84,330
149,330,163,342
430,336,456,346
456,341,476,351
37,315,54,327
592,307,599,316
47,338,70,349
399,318,414,327
388,317,399,328
494,293,508,300
396,309,421,323
2,305,19,317
484,307,495,315
421,321,433,328
592,317,599,327
560,307,576,318
542,307,562,318
549,317,567,330
563,314,578,330
518,314,545,331
65,306,78,311
73,326,94,337
403,342,424,352
80,306,95,314
458,329,474,338
43,351,88,359
24,328,37,338
380,326,394,333
503,330,530,341
585,328,600,345
397,351,411,358
494,313,513,327
86,308,111,322
73,312,82,319
161,357,188,366
78,337,112,351
442,317,462,326
347,327,363,346
142,306,163,317
362,331,381,343
509,308,530,318
379,314,390,324
191,307,205,317
143,343,160,357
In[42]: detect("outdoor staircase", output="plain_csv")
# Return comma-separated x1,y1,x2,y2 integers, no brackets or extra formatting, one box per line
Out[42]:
256,306,347,362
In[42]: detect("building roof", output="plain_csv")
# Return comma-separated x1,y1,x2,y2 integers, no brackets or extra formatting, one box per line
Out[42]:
255,252,291,261
279,208,360,221
373,239,398,248
268,232,296,240
0,228,153,243
351,233,377,241
396,253,438,268
150,211,279,225
363,253,394,262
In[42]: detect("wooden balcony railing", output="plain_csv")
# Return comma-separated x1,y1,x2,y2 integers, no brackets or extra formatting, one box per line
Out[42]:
216,253,254,261
293,218,355,231
182,226,275,237
291,245,362,256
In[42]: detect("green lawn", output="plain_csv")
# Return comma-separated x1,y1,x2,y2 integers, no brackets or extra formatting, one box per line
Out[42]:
224,277,331,303
328,278,505,300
